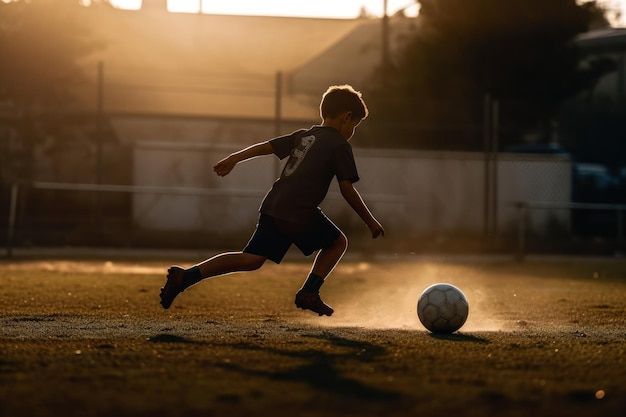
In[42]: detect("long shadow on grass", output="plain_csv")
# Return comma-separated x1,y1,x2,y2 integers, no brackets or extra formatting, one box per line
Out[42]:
429,332,491,343
216,330,403,403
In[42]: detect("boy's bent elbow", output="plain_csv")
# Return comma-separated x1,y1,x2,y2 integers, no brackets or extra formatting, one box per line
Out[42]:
256,141,274,156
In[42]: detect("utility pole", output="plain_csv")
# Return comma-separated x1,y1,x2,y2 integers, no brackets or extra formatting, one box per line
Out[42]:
95,61,104,242
274,71,283,178
382,0,390,68
96,61,103,186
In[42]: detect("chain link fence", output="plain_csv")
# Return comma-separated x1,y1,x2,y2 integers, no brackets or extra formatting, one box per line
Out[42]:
2,74,624,258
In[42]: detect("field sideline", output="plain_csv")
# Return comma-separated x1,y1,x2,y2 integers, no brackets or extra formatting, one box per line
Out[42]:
1,254,625,416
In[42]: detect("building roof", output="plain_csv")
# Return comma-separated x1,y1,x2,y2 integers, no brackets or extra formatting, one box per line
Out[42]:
289,17,418,96
77,7,364,120
76,7,416,121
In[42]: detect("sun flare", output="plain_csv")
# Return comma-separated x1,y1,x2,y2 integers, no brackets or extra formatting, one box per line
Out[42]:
106,0,626,26
107,0,420,19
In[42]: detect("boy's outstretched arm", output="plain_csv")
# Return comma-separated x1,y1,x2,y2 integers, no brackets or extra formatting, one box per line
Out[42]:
338,179,385,238
213,141,274,177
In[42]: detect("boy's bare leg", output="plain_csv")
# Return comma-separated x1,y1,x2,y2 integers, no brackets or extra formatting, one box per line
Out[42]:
295,233,347,316
196,252,267,278
310,232,348,279
160,252,266,309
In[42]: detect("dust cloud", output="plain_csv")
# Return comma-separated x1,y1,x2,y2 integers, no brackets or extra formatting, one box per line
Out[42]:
6,259,507,332
4,260,165,275
311,261,507,332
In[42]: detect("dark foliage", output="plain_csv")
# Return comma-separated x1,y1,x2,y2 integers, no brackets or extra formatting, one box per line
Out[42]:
363,0,612,150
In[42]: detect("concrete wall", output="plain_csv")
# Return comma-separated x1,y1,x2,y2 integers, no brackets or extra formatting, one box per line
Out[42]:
133,141,572,242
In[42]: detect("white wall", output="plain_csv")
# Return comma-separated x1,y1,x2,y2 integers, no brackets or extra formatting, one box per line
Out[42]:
133,141,572,240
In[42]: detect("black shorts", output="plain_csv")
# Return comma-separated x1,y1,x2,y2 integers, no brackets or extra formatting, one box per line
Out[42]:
243,211,341,264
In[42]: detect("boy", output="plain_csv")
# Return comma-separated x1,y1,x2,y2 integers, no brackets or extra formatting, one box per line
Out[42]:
160,85,384,316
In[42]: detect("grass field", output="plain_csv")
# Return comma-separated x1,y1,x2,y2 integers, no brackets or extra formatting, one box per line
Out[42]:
1,254,625,416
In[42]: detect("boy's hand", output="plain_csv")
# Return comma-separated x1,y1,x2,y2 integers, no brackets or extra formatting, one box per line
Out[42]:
368,219,385,239
213,156,237,177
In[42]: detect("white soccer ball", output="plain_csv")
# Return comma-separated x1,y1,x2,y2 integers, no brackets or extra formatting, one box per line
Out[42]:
417,283,469,333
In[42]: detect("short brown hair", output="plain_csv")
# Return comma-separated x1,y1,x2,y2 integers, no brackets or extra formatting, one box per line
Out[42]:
320,85,368,121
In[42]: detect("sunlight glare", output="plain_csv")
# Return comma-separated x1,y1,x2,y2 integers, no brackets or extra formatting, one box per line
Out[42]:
109,0,141,11
105,1,626,26
108,0,420,18
103,0,626,26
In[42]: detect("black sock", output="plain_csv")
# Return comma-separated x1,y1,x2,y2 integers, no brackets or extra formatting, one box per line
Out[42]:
182,265,203,289
301,273,324,293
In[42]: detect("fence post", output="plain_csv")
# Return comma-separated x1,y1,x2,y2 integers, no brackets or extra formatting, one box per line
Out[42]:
491,99,500,246
483,94,491,239
618,208,623,244
273,71,283,179
516,202,527,262
6,183,19,258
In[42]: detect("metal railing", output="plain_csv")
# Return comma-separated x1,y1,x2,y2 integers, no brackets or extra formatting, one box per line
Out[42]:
514,201,626,261
5,181,407,258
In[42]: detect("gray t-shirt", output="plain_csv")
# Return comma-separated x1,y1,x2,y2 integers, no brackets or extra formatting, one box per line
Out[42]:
260,126,360,224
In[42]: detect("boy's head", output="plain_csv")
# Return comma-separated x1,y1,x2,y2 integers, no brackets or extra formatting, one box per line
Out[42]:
320,85,368,122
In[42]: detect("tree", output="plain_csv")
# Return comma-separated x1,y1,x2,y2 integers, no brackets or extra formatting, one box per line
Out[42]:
0,0,104,182
362,0,612,150
0,0,106,112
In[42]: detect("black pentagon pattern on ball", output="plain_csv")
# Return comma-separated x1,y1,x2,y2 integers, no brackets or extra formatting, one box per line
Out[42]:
417,283,469,333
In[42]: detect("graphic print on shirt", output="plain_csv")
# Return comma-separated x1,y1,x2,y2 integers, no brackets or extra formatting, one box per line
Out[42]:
283,135,316,177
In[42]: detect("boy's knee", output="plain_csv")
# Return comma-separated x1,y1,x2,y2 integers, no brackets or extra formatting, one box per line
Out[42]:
335,232,348,251
242,253,266,271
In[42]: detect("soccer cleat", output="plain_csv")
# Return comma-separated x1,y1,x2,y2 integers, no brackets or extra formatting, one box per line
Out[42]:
160,266,185,309
295,290,334,316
